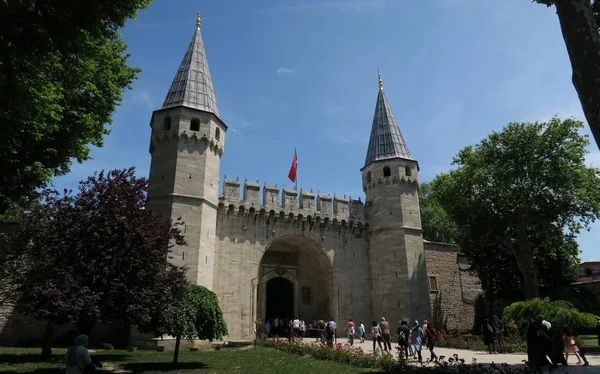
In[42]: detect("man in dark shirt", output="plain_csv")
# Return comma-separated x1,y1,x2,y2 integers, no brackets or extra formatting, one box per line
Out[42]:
397,320,411,358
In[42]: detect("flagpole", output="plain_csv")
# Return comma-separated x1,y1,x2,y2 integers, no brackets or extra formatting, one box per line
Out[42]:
294,148,298,191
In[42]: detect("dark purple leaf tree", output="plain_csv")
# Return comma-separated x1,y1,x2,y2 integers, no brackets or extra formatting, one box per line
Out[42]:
1,167,187,359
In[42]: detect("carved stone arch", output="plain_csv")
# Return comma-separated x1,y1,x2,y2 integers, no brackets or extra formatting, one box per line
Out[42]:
238,205,246,217
257,234,335,323
227,204,235,216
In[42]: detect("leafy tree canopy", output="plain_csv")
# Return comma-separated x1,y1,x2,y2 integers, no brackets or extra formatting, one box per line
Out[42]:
141,284,228,363
1,168,187,335
431,117,600,299
419,181,459,244
503,297,598,331
0,1,151,215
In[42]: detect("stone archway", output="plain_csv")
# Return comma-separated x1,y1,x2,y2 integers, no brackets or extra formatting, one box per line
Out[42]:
257,235,333,324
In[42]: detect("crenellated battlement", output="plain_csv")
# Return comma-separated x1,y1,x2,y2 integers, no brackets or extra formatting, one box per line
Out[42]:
219,176,367,229
363,174,418,193
149,130,224,156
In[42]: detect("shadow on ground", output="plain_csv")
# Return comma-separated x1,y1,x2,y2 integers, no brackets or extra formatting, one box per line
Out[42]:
0,352,130,364
121,362,209,372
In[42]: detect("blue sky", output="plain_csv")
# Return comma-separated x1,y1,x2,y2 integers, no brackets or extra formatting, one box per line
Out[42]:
52,0,599,261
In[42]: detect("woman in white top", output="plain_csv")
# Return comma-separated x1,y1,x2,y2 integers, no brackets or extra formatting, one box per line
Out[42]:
65,334,94,374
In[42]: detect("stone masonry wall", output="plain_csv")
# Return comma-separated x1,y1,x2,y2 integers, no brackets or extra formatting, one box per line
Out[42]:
424,241,480,332
213,196,372,340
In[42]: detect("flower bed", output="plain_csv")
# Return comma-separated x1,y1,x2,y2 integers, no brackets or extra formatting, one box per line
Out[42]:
256,338,539,373
256,338,406,372
363,329,527,353
435,330,527,353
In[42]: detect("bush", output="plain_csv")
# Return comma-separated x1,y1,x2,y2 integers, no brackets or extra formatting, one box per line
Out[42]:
435,330,527,353
502,298,598,331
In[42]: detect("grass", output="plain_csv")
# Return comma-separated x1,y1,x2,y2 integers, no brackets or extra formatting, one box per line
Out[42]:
580,334,599,349
0,346,380,374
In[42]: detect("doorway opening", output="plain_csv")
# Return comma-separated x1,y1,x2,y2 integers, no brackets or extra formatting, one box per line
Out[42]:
266,277,294,320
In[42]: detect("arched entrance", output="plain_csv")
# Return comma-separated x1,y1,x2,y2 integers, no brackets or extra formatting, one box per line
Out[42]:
258,235,333,324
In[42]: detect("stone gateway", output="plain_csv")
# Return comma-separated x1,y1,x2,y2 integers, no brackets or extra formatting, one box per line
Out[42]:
143,12,480,341
0,12,480,345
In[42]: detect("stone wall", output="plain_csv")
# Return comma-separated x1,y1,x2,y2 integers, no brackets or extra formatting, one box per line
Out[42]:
579,261,600,283
423,241,480,332
213,204,372,340
0,303,126,346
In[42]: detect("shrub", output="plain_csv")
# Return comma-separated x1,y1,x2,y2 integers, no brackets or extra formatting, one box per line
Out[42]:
435,330,527,353
502,298,598,331
256,338,406,372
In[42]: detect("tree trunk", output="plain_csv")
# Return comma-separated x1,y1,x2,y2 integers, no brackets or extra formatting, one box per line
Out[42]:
173,335,181,364
553,0,600,150
513,223,539,299
40,321,54,361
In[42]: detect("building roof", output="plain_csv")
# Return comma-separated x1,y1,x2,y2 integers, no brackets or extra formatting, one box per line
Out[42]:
161,12,220,116
364,74,411,166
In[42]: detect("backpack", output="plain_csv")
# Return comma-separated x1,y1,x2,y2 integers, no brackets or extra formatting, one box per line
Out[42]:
399,330,406,342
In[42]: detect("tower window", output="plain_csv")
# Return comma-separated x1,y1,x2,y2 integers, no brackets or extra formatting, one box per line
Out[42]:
383,166,391,177
163,116,172,131
405,166,412,177
429,276,438,292
215,127,221,141
190,118,201,131
366,171,372,183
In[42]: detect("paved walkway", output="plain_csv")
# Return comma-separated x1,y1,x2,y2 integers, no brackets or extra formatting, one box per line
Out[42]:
318,337,600,373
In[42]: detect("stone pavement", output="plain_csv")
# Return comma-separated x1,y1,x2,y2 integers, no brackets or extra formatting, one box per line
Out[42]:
322,337,600,373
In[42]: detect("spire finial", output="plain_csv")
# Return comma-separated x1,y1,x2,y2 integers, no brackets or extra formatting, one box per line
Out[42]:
196,11,201,30
378,70,383,90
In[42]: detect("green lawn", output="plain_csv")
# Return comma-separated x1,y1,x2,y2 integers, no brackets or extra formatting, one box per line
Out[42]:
581,335,599,348
0,346,380,374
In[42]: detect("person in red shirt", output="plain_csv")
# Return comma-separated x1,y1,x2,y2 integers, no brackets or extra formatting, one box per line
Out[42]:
346,319,356,346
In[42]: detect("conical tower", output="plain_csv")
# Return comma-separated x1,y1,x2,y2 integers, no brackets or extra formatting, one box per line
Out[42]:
361,74,430,323
146,12,227,289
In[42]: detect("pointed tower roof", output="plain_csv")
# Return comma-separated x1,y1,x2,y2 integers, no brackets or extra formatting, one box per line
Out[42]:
162,12,219,116
364,74,411,166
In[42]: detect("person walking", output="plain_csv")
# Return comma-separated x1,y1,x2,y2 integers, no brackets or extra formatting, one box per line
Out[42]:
492,315,505,353
65,335,95,374
371,320,384,351
412,320,424,363
482,318,496,354
357,321,366,343
424,322,438,362
563,325,583,364
346,319,356,346
397,320,410,359
379,317,392,351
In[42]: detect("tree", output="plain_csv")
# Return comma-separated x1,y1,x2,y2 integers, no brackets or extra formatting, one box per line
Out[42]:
0,1,151,215
534,1,600,149
0,168,187,359
419,181,459,244
141,284,228,364
432,117,600,299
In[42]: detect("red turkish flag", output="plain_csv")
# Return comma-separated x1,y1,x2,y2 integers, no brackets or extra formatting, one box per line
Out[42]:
288,150,297,183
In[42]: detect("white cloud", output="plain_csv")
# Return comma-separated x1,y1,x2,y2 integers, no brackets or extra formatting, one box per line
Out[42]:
277,67,296,75
132,91,153,110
